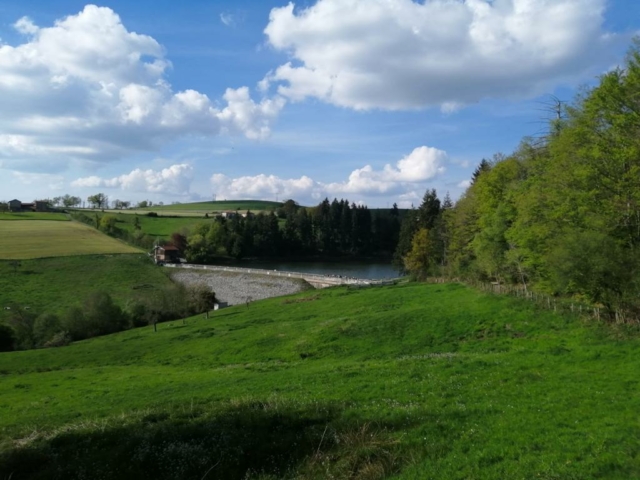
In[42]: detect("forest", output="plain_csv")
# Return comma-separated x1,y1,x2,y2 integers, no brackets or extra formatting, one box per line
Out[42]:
182,199,402,262
397,42,640,320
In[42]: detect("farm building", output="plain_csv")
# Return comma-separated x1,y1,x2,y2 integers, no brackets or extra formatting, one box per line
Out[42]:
7,200,49,212
153,245,180,264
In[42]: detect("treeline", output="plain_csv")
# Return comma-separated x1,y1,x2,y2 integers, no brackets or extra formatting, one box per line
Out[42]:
399,41,640,320
1,284,216,351
184,199,401,262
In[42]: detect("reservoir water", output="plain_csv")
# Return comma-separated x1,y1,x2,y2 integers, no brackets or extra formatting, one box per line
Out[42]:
225,260,400,280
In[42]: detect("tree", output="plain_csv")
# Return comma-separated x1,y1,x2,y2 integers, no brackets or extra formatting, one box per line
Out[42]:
33,313,62,347
137,200,149,209
471,158,492,185
62,194,82,208
87,193,107,209
403,228,433,280
99,215,118,235
6,307,36,350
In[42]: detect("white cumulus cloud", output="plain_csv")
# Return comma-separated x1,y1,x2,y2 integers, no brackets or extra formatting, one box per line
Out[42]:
0,5,284,173
211,146,446,202
72,164,194,196
263,0,612,110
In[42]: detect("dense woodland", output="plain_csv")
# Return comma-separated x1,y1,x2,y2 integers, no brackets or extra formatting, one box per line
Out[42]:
182,199,401,262
398,42,640,320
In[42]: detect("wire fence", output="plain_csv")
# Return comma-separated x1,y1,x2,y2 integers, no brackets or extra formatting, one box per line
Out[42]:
425,277,639,326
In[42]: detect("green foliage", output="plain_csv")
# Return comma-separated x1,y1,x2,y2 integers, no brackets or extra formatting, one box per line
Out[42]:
33,313,62,346
0,255,173,323
403,228,432,279
420,39,640,318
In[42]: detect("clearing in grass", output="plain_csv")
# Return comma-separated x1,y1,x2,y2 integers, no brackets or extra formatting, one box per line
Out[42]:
0,283,638,479
0,220,140,259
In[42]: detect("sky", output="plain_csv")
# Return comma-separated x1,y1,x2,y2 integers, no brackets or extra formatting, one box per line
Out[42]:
0,0,638,208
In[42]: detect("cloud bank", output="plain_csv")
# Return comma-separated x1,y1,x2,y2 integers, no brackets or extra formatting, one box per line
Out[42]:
210,146,446,201
0,5,284,172
262,0,611,110
71,146,446,202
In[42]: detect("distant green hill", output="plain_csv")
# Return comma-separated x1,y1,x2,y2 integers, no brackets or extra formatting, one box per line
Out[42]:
145,200,284,212
1,282,638,479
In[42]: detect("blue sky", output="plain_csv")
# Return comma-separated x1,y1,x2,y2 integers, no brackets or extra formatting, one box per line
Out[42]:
0,0,638,207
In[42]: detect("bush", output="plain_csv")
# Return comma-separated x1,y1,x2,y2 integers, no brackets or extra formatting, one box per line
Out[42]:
43,331,71,348
33,313,62,347
0,324,15,352
146,212,158,217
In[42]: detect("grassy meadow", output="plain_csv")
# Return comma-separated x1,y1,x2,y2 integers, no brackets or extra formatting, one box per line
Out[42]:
112,212,213,239
0,254,173,321
0,220,140,260
94,200,285,218
0,212,69,221
0,282,638,479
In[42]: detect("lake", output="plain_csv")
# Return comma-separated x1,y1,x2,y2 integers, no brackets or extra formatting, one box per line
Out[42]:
223,260,400,280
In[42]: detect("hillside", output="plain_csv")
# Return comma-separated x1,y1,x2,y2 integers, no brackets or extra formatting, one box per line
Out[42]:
0,255,174,322
0,217,140,260
0,283,638,479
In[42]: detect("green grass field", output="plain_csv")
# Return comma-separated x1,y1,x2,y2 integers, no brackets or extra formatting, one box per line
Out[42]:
0,254,173,321
112,213,213,238
99,200,285,216
0,220,141,259
147,200,284,212
0,212,69,221
0,282,638,479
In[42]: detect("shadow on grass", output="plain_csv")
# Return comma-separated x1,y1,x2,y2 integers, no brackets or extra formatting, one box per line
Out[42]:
0,400,407,480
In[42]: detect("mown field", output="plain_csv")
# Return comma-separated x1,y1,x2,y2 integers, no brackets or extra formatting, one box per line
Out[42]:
0,220,141,260
0,282,638,479
0,254,173,321
0,212,69,221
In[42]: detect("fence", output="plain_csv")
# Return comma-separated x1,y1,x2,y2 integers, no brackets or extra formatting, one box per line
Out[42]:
426,277,638,326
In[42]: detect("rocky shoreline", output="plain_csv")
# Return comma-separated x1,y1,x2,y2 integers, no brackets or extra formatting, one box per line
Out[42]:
170,269,311,306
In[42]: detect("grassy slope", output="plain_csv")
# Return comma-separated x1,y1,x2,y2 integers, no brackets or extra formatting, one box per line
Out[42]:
148,200,284,211
0,220,141,259
113,213,212,238
0,212,69,221
0,255,173,321
0,283,638,479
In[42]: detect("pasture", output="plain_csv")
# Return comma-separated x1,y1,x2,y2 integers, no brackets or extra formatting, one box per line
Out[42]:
0,254,173,321
97,200,286,217
0,220,140,260
0,212,69,221
0,282,638,479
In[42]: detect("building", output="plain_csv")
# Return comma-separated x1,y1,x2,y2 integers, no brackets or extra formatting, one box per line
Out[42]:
241,211,255,218
221,211,238,219
153,245,180,264
7,199,49,213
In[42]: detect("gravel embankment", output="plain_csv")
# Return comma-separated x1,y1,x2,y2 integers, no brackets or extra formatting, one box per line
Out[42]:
171,269,310,305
